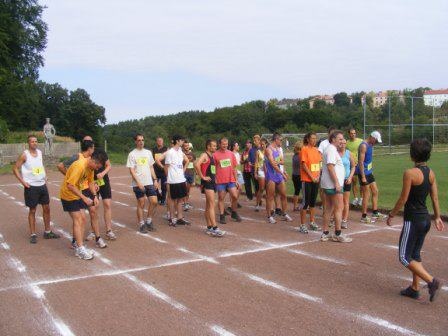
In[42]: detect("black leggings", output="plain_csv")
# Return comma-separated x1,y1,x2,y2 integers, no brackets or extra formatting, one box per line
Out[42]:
292,175,301,196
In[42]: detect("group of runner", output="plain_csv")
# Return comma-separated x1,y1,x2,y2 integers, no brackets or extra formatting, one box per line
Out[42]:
12,129,444,302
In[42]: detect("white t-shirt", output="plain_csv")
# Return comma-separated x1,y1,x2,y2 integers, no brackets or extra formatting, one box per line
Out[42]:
21,149,46,186
233,152,241,173
320,144,345,189
126,148,155,187
318,139,330,154
165,147,186,184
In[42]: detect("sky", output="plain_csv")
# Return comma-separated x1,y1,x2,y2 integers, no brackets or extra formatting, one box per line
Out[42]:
39,0,448,124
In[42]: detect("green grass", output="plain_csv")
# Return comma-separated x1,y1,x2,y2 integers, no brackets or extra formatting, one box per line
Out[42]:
0,163,13,175
283,151,447,215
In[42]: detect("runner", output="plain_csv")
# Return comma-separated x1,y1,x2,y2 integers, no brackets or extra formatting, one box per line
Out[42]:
213,137,242,224
248,134,261,205
241,140,254,201
273,141,285,216
318,126,336,212
152,137,167,205
358,131,387,223
346,128,363,206
182,141,196,211
338,138,356,229
58,137,108,247
298,132,321,233
59,150,107,260
126,133,159,233
13,135,60,244
254,138,267,212
264,133,291,224
387,138,444,302
164,135,190,226
231,141,244,208
291,141,302,211
194,139,225,237
320,131,352,243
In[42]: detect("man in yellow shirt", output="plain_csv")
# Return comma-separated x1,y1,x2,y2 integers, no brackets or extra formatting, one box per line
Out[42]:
346,128,363,206
60,150,107,260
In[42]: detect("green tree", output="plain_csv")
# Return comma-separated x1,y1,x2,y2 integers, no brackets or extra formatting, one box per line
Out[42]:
333,92,350,107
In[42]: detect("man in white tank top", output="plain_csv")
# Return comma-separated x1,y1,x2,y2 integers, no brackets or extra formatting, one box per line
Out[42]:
13,135,60,244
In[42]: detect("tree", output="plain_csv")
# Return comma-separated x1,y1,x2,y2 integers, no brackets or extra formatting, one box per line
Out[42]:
333,92,350,107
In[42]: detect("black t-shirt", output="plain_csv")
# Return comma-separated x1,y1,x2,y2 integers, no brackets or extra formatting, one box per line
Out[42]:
152,146,167,176
93,148,110,182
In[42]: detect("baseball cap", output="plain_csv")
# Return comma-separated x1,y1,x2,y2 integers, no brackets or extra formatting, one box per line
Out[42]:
370,131,382,143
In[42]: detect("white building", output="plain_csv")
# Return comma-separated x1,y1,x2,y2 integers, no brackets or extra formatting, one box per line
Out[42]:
423,89,448,107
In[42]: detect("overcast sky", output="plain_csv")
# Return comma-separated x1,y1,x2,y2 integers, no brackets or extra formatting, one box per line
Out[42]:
40,0,448,124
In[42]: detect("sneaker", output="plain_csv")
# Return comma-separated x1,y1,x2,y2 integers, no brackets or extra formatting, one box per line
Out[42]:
320,232,331,242
351,198,358,206
372,212,387,220
43,231,60,239
30,234,37,244
400,286,420,300
160,200,166,206
162,213,171,221
219,214,227,224
85,231,96,241
275,208,282,216
428,278,441,302
282,214,293,222
177,218,191,225
231,211,242,222
75,245,94,260
341,220,348,229
206,228,214,236
268,216,276,224
309,222,320,231
298,224,308,234
331,234,353,243
357,198,363,206
211,228,225,237
95,237,107,248
139,223,148,234
70,240,78,249
360,216,373,224
168,219,176,227
145,219,155,231
255,205,260,212
105,230,117,240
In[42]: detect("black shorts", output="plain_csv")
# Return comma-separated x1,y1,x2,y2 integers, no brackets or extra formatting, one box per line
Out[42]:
24,185,50,208
81,189,96,207
97,179,112,199
292,175,301,196
169,182,188,200
358,174,375,186
399,214,430,267
61,199,87,212
301,182,319,209
133,185,157,199
201,179,216,192
343,180,352,192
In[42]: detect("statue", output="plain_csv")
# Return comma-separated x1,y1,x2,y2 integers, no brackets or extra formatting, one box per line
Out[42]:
43,118,56,156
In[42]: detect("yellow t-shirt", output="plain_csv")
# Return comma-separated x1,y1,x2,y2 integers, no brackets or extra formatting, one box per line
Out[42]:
60,157,94,201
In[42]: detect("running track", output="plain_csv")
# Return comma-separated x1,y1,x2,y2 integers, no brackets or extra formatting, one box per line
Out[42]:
0,167,447,336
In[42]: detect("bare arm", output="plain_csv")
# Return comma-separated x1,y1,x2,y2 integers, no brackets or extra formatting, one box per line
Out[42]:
155,152,166,170
57,162,67,175
358,143,366,181
96,159,111,179
387,170,413,225
12,153,30,188
150,165,159,189
429,171,444,231
346,152,356,183
183,153,189,173
129,167,144,190
194,153,210,181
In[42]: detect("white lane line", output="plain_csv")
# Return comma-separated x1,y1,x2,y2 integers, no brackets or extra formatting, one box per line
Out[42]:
374,243,399,250
136,232,168,244
113,182,127,186
8,257,27,273
123,273,188,311
178,247,219,264
211,325,237,336
14,201,25,207
109,175,129,179
231,267,322,303
2,242,11,250
286,249,349,265
112,200,130,207
52,319,75,336
51,196,60,202
0,183,22,187
358,314,425,336
113,190,132,196
8,196,15,200
111,220,126,228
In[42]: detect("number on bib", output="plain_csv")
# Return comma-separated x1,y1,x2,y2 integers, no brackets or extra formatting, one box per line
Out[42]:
311,163,320,172
210,165,216,174
187,162,194,169
154,153,162,160
137,157,148,165
32,167,44,175
95,178,105,187
220,158,231,168
367,163,373,170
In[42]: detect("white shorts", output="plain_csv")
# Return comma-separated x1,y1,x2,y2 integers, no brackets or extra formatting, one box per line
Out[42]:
257,169,265,179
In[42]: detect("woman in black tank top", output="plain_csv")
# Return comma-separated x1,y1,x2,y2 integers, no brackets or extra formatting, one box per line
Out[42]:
387,139,444,302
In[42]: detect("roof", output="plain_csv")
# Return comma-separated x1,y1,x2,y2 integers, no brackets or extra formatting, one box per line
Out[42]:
424,89,448,95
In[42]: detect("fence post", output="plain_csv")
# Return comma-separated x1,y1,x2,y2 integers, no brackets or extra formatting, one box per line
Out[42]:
388,98,391,153
363,100,366,139
432,101,435,146
411,97,414,141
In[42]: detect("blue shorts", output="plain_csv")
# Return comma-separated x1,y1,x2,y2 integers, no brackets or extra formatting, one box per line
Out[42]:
133,185,157,199
185,174,194,185
216,182,237,192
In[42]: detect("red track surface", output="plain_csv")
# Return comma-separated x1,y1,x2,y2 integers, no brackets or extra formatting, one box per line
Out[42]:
0,167,447,336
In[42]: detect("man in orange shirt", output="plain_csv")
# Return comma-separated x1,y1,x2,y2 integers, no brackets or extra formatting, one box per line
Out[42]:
299,132,322,233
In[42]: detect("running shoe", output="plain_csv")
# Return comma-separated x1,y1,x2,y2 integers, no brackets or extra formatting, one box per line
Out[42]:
428,278,441,302
177,218,191,225
372,212,387,220
255,205,260,212
43,231,60,239
139,223,148,234
145,219,155,231
351,198,359,206
207,227,225,237
30,234,37,244
162,213,171,221
219,214,227,224
71,239,78,249
360,216,373,224
75,245,94,260
282,214,293,222
182,203,189,212
309,222,319,231
168,219,176,227
329,219,335,228
275,208,282,216
96,237,107,248
298,224,308,234
268,216,276,224
357,198,363,206
320,232,331,242
105,230,117,240
159,200,166,206
231,212,242,222
85,231,96,241
331,234,353,243
206,228,214,236
341,220,348,229
400,286,420,300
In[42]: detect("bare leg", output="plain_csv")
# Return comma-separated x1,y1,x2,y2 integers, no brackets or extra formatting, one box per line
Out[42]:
370,182,379,211
361,184,370,215
228,187,238,211
71,211,86,247
218,190,226,215
28,207,37,235
102,199,112,231
277,182,288,212
42,204,51,231
333,193,343,232
146,196,158,220
322,193,333,232
265,181,275,217
89,205,100,237
408,261,433,285
205,189,216,227
137,197,145,223
342,191,350,221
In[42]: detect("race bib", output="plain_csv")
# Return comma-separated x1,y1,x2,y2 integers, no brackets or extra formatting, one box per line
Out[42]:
311,163,320,172
154,153,162,160
220,158,231,168
210,165,216,174
32,167,44,175
137,157,148,165
95,178,105,187
187,162,194,169
275,156,281,162
367,163,373,170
